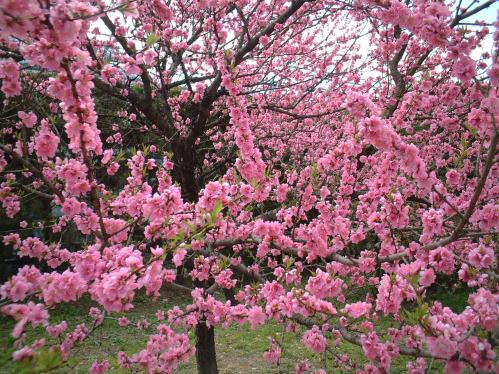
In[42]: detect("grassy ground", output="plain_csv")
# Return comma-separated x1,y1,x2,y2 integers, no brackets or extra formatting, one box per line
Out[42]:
0,284,469,373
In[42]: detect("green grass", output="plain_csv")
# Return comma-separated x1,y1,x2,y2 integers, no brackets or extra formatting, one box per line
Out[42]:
0,285,470,373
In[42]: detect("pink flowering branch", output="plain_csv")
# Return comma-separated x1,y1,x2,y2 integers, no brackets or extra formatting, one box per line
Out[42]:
0,144,65,202
0,1,497,373
291,314,440,360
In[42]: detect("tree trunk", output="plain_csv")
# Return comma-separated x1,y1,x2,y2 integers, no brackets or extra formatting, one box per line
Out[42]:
172,141,200,202
173,139,218,374
195,321,219,374
223,288,237,305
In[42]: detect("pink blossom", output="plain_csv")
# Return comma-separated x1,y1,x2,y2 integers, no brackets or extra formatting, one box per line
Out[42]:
419,268,436,287
143,187,182,222
426,336,457,359
306,269,344,299
107,162,120,175
445,169,461,187
359,251,377,273
47,321,68,337
343,301,372,319
468,289,498,331
444,361,465,374
429,247,455,274
453,56,476,82
198,181,229,211
104,218,128,243
0,59,21,97
90,268,138,312
42,270,87,305
376,274,416,316
12,347,33,361
141,261,164,297
360,116,393,149
302,326,327,353
142,49,158,65
488,63,499,86
421,209,444,240
468,245,494,269
263,338,281,364
34,122,59,160
276,184,289,202
101,149,113,164
248,306,266,328
172,248,187,267
459,337,495,372
18,111,37,128
118,317,130,327
214,269,236,289
0,1,496,370
361,332,381,361
61,197,83,218
407,358,426,374
90,360,109,374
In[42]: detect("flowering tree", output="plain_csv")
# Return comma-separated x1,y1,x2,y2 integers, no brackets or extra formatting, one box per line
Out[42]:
0,0,498,373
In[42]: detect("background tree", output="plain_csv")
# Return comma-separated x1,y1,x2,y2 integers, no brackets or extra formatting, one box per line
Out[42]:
0,1,498,373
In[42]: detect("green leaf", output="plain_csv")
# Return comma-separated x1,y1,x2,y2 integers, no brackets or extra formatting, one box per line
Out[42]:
36,348,63,372
116,150,126,161
311,162,319,188
249,178,260,190
210,200,224,223
141,144,150,156
15,348,63,374
146,33,161,48
465,123,478,137
401,308,418,325
406,274,419,289
219,257,229,269
170,228,185,247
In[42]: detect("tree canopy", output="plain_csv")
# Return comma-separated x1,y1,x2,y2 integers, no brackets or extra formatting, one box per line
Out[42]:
0,1,498,373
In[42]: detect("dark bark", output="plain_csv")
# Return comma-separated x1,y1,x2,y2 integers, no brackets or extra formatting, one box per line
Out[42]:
195,321,219,374
223,288,237,305
172,140,200,203
172,142,220,374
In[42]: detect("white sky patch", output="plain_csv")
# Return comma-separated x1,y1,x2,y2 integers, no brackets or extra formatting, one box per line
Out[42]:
87,1,498,92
